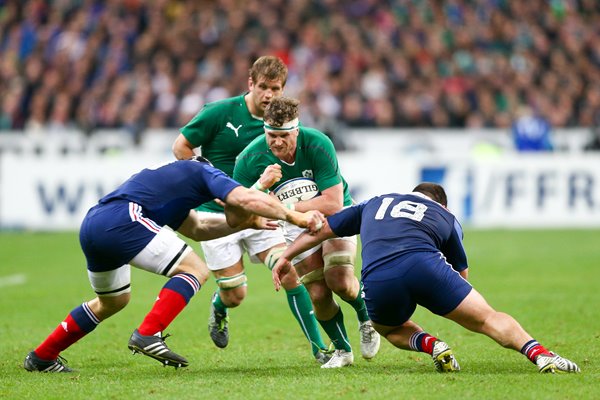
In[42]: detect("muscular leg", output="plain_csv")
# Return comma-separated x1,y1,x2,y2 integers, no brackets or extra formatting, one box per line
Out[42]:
322,239,369,323
323,238,380,359
30,295,123,366
295,252,351,353
443,288,580,372
136,250,208,336
256,245,328,358
211,260,247,309
88,293,130,321
322,239,359,301
205,259,246,349
57,260,199,370
28,269,135,367
295,252,338,320
443,288,533,351
372,320,424,351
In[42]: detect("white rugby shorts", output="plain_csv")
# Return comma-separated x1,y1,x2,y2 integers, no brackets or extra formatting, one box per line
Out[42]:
197,211,285,270
87,227,191,296
282,221,357,265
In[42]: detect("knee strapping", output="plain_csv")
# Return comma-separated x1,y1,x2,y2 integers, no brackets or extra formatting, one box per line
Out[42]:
216,272,247,290
323,251,355,272
299,268,324,285
264,247,286,271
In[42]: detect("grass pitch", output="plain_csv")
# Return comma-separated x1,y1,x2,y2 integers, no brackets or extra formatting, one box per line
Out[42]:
0,229,598,399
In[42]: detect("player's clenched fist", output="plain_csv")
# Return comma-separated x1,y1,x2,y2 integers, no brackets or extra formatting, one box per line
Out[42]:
257,164,282,190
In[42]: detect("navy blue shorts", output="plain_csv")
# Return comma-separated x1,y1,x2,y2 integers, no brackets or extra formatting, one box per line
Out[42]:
362,252,472,326
79,201,160,272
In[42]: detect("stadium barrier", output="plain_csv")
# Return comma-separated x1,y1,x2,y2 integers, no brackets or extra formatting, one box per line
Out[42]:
1,129,599,230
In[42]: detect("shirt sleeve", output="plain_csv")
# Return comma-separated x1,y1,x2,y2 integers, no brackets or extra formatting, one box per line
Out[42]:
310,134,343,191
441,218,469,272
180,104,221,147
232,154,259,188
327,203,364,237
202,164,241,200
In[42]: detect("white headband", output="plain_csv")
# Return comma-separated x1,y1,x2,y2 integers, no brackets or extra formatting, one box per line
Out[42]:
264,118,299,131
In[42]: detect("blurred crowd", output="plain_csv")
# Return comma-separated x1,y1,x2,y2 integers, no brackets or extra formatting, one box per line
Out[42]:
1,0,600,139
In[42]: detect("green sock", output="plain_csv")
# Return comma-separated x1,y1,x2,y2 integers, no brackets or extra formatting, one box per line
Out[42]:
212,290,228,315
342,281,369,323
318,306,352,352
286,285,328,355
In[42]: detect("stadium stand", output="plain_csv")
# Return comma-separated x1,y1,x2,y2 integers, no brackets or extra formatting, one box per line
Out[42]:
0,0,599,141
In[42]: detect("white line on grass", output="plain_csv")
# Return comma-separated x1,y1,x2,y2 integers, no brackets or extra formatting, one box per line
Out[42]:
0,274,27,288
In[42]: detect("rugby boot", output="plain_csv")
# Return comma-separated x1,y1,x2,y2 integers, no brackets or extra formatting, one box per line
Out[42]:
321,349,354,369
431,340,460,372
128,329,188,368
23,351,73,373
359,320,380,359
536,352,580,373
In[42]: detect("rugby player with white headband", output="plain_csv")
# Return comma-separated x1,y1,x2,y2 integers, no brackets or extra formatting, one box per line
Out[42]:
233,96,381,368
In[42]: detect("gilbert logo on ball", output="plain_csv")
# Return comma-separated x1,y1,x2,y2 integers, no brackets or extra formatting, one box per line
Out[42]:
273,178,320,204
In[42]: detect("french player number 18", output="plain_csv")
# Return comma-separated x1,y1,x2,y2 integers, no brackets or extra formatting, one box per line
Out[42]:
374,198,428,222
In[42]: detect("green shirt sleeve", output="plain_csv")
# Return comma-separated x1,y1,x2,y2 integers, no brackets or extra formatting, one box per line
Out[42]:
180,104,222,147
308,132,342,192
232,153,258,188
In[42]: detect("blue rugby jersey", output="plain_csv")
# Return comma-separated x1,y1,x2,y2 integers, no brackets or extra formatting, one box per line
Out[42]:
327,192,468,279
99,159,240,230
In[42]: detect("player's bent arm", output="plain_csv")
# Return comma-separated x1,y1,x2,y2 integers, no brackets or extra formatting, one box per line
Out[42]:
293,183,344,216
255,164,282,191
224,186,324,231
172,133,196,160
177,210,241,241
459,268,469,280
284,220,336,259
177,209,279,241
177,210,270,242
222,203,279,230
272,220,337,290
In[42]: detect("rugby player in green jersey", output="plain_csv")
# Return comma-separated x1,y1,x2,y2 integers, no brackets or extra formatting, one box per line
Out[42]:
172,56,331,364
233,96,381,368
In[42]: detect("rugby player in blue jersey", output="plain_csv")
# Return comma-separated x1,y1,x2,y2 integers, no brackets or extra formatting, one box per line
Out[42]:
272,182,580,374
23,156,324,373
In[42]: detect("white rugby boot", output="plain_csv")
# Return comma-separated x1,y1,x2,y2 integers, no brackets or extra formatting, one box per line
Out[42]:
431,340,460,372
536,352,580,373
320,349,354,369
358,320,380,359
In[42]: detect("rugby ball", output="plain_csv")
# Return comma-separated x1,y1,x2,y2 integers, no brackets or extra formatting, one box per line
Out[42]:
272,178,320,205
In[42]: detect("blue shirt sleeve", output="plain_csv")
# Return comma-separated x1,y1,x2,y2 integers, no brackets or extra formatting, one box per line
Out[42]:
202,164,241,201
441,219,468,272
327,203,364,237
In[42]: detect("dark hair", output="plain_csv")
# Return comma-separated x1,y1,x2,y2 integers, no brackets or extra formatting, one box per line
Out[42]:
413,182,447,206
249,56,288,86
264,96,300,127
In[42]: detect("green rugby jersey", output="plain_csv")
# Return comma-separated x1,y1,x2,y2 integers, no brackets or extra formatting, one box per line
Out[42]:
233,126,352,207
180,94,264,212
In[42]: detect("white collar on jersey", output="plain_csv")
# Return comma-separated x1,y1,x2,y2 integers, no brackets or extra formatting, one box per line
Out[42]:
410,191,446,208
410,191,433,201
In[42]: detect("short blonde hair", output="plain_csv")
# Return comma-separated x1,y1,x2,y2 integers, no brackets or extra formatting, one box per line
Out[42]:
249,56,288,86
